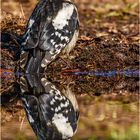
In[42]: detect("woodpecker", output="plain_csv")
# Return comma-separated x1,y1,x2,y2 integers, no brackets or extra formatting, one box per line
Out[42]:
20,0,79,73
20,75,79,140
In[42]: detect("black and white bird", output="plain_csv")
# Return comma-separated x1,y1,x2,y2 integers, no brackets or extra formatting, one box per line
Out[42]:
20,0,79,73
20,75,79,140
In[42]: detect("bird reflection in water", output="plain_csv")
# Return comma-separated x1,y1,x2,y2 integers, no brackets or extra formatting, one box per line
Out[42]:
19,74,79,140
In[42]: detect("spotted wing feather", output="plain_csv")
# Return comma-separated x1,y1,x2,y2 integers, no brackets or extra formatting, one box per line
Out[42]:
22,0,62,49
40,3,79,67
21,2,79,71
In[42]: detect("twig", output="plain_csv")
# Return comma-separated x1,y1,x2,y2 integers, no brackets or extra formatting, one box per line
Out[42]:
19,1,25,19
20,116,25,131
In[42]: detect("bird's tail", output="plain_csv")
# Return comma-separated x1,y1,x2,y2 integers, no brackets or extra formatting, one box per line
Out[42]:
20,49,45,74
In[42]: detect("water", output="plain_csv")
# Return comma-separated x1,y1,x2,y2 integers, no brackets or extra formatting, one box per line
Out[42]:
1,70,139,140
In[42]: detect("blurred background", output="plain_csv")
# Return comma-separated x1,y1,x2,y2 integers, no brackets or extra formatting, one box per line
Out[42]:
1,0,139,140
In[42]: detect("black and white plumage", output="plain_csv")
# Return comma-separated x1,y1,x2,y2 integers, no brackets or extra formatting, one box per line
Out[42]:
20,75,79,140
20,0,79,73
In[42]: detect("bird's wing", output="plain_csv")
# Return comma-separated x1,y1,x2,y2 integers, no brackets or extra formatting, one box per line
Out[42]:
21,95,40,124
23,2,79,53
22,0,62,49
22,2,79,71
39,2,79,55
